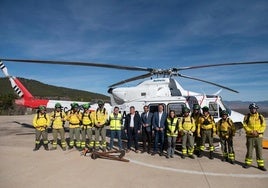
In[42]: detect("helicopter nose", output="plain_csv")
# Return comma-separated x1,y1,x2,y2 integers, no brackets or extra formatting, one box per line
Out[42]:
108,88,114,94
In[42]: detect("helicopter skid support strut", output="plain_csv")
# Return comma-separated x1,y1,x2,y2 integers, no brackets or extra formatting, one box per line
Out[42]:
81,148,130,162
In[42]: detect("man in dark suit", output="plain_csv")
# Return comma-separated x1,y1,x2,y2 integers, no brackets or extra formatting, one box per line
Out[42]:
152,104,168,156
141,105,153,154
124,106,142,153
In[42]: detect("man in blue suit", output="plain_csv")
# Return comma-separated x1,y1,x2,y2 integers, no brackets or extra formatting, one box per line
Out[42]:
141,105,153,154
152,104,168,156
124,106,142,153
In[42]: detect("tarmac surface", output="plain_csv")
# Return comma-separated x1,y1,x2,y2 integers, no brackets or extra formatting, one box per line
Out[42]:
0,115,268,188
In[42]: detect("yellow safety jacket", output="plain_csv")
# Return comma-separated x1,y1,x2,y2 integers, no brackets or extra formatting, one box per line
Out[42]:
192,113,201,132
197,114,216,135
179,116,196,132
243,113,266,137
109,113,122,130
33,113,50,131
81,111,94,128
166,117,179,137
217,118,235,138
50,111,66,129
67,110,82,128
93,108,108,127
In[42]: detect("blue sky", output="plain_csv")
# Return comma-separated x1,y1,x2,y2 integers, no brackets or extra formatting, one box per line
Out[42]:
0,0,268,102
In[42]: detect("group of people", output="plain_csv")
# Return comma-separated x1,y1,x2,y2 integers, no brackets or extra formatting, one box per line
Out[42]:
32,100,108,152
32,102,267,171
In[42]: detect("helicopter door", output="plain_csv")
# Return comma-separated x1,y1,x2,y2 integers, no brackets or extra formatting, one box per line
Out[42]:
208,102,220,118
167,103,186,117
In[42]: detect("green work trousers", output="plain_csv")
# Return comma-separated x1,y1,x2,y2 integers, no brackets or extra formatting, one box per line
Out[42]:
245,136,265,167
200,129,214,151
52,128,66,148
95,126,107,149
35,129,48,144
69,127,81,147
81,127,94,148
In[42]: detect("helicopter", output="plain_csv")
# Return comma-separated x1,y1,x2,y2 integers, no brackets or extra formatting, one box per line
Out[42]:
0,61,112,112
1,58,268,129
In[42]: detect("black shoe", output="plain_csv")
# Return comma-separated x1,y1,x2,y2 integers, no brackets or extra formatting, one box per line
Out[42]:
159,152,163,156
141,150,146,154
166,155,170,159
170,155,174,158
44,144,49,151
243,164,250,169
209,151,214,160
181,155,185,159
151,152,157,156
189,155,195,159
258,166,267,171
62,147,66,151
33,144,40,151
230,160,235,165
198,151,203,158
68,146,73,150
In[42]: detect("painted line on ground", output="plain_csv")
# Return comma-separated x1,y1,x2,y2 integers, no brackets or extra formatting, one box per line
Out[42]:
129,159,268,178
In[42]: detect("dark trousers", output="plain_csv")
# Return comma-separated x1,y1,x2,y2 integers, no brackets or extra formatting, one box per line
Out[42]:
154,130,164,153
127,128,139,150
142,127,152,152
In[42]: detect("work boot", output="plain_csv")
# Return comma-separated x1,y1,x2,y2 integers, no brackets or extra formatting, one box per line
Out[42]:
258,166,267,171
209,151,214,160
243,164,250,169
68,146,73,150
189,155,195,159
198,151,203,158
33,144,40,151
44,144,49,151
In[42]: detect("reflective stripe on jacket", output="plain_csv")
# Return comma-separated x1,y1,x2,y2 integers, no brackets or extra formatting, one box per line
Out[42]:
243,113,266,137
166,117,179,137
33,113,50,131
109,113,122,130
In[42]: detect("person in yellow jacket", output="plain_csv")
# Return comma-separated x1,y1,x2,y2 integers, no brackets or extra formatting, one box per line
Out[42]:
32,105,50,151
179,107,196,159
50,103,67,151
66,102,82,150
80,103,94,150
197,106,216,159
166,110,179,158
243,103,267,171
109,106,123,151
191,104,202,156
216,110,236,164
93,100,108,151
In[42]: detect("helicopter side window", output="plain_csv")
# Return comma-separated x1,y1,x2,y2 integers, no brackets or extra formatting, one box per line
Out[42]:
167,103,186,117
148,103,166,113
208,102,219,118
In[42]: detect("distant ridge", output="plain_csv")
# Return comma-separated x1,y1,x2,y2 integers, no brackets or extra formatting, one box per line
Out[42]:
224,100,268,117
0,77,109,102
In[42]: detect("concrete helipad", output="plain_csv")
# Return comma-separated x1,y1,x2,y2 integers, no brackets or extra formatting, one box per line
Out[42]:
0,115,267,188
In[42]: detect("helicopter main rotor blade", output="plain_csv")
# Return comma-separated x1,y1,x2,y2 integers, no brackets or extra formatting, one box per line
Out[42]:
109,73,152,87
178,73,239,93
176,61,268,71
0,58,152,72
